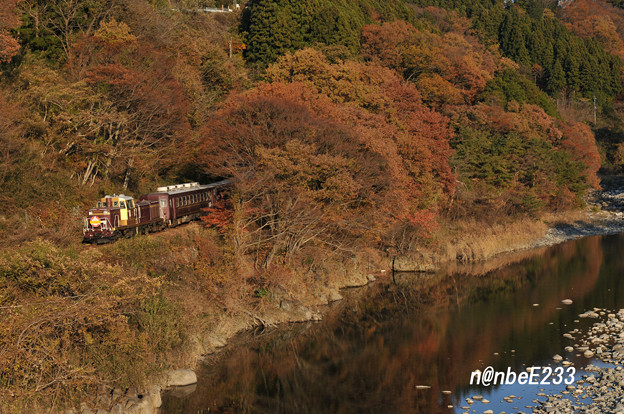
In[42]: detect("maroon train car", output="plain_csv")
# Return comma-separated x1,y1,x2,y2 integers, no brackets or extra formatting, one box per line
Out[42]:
83,194,163,243
139,179,233,227
83,180,232,243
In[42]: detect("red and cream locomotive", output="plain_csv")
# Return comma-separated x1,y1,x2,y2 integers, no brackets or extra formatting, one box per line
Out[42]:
83,179,232,243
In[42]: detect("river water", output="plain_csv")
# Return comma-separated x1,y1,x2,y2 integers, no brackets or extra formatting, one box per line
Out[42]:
161,233,624,413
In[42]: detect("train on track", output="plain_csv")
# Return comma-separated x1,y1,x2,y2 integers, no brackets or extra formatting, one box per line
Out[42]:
82,179,232,244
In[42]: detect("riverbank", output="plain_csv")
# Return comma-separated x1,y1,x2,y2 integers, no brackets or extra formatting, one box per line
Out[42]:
142,181,624,413
158,220,624,414
92,182,624,413
8,178,624,414
392,192,624,274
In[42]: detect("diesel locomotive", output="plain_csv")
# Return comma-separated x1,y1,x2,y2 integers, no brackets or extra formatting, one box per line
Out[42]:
82,179,232,243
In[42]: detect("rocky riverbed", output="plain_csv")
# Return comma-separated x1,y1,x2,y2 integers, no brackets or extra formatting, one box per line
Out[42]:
533,308,624,414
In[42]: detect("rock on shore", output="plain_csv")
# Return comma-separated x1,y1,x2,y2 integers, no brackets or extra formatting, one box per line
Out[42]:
533,308,624,413
165,369,197,387
74,368,198,414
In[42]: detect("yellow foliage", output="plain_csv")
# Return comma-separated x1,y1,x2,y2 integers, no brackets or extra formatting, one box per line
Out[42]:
94,19,137,45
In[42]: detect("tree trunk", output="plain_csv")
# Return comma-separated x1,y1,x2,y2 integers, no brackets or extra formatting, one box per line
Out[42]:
123,158,134,190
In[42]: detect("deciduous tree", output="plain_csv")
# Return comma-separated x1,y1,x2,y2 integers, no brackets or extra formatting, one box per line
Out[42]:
0,0,21,63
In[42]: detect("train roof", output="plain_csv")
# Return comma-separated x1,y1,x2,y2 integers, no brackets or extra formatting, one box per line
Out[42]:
146,179,234,196
102,194,133,200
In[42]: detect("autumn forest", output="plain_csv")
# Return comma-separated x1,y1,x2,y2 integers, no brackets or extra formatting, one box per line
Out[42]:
2,0,624,411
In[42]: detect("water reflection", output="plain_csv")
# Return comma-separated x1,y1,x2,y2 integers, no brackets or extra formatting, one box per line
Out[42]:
162,234,624,414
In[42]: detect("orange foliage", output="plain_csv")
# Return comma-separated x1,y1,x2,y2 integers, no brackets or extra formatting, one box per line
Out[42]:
0,0,21,63
559,0,624,61
266,48,456,198
200,54,457,258
66,24,191,180
201,199,233,234
361,19,498,106
559,122,601,189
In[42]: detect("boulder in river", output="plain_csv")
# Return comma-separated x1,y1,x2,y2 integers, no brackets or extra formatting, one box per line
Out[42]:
165,369,197,387
580,311,599,318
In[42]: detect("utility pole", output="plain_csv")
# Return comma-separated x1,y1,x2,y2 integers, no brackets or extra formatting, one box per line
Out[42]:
593,95,597,125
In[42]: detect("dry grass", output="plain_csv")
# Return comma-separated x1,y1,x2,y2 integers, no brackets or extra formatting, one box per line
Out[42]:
439,217,549,263
436,208,590,265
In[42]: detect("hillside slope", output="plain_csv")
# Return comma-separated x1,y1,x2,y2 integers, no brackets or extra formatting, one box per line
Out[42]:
2,0,624,412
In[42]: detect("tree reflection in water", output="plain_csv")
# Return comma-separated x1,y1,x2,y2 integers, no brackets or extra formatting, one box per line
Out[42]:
162,234,624,414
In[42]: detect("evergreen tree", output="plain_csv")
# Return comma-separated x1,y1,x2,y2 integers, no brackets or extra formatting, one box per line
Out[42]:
241,0,412,65
547,59,566,95
242,0,304,64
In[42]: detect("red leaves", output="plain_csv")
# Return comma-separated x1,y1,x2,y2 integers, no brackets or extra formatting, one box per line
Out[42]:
0,0,21,63
201,199,233,233
72,27,190,167
560,0,624,62
408,209,439,235
85,63,137,86
559,122,601,189
200,51,459,255
361,20,497,107
0,33,19,64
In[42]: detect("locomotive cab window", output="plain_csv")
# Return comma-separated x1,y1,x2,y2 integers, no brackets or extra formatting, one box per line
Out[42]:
160,199,167,207
127,200,134,208
120,201,126,209
113,201,118,207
